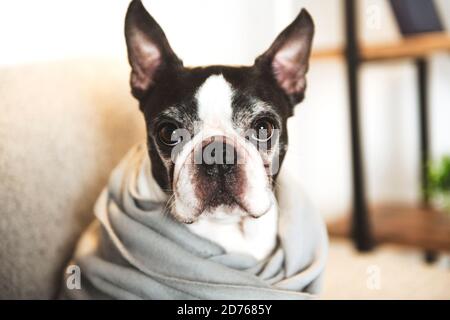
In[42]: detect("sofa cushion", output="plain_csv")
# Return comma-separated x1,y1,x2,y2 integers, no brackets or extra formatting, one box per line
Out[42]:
0,58,145,298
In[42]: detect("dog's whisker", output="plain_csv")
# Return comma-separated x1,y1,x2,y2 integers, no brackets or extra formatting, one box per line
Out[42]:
162,194,175,215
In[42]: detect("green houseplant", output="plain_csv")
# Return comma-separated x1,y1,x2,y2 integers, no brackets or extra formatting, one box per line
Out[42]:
428,155,450,214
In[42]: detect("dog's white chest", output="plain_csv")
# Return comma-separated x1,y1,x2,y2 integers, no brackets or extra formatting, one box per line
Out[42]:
186,205,278,261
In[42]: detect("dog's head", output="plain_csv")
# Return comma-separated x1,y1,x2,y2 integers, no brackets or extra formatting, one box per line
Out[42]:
125,0,314,224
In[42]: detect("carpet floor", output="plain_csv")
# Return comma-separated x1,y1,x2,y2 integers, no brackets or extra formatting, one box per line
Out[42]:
322,239,450,299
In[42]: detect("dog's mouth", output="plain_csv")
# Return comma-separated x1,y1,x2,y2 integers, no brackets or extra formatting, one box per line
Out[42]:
170,135,274,224
173,197,274,225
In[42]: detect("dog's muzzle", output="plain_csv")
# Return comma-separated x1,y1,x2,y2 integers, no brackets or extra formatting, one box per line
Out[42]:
194,136,247,212
172,132,273,222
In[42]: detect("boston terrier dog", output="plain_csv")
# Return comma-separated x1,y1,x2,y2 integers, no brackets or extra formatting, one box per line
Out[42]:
125,0,314,260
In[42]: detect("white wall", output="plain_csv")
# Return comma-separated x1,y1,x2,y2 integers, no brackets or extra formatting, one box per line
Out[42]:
287,0,450,218
1,0,449,219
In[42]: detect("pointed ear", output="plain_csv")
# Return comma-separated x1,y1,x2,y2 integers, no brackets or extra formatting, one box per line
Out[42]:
255,9,314,106
125,0,183,99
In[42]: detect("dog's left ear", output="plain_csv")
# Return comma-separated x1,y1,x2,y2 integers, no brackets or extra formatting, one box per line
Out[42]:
255,9,314,106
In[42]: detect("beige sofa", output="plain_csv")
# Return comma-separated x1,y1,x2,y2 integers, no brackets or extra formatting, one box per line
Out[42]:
0,58,145,299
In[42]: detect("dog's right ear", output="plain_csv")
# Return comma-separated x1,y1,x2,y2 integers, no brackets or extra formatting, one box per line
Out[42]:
125,0,183,99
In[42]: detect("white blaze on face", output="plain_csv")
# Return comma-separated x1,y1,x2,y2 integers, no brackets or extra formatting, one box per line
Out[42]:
197,74,234,133
173,74,274,222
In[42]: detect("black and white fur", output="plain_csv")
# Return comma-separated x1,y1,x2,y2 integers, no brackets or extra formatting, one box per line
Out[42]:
125,0,314,260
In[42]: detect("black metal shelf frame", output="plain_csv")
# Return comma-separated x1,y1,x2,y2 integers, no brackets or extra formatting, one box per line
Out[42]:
343,0,432,256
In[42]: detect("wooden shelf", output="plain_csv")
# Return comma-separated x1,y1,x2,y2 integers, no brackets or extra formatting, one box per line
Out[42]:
362,33,450,61
312,32,450,62
312,47,343,60
327,204,450,252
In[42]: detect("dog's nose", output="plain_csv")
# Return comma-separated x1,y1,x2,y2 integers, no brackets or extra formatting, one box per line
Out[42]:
200,138,237,177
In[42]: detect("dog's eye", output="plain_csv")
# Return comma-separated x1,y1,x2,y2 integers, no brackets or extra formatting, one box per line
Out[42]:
251,118,274,142
158,122,181,146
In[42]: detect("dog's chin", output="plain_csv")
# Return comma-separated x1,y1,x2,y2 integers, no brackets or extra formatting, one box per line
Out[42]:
200,203,273,224
170,196,274,225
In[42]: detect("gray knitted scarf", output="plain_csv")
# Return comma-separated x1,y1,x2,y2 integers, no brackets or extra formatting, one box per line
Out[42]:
61,143,328,299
